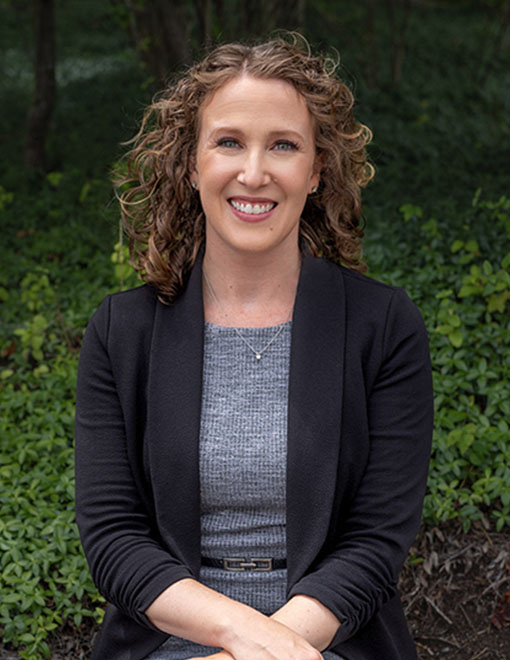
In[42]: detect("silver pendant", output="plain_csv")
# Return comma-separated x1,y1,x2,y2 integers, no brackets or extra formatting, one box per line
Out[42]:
256,353,261,361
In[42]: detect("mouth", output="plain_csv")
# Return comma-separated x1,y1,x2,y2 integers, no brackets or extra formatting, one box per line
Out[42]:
228,198,277,216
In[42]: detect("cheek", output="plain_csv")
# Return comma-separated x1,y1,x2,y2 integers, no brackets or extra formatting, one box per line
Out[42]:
285,158,315,186
282,171,312,200
198,153,236,185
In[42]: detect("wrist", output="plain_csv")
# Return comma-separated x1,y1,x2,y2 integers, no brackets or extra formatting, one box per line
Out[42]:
271,594,340,651
215,601,266,652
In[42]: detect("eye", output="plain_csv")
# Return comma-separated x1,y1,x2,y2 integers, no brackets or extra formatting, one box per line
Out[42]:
273,140,299,152
216,138,240,149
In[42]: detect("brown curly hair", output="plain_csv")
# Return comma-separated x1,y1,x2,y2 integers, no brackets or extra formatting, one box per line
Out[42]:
116,33,374,304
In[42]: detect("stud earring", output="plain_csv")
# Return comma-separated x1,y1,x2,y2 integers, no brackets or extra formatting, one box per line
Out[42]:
191,181,198,190
310,186,318,194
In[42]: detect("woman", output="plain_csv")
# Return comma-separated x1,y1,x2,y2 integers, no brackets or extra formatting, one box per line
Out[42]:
75,35,433,660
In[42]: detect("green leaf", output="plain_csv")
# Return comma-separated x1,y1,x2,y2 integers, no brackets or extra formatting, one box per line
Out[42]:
399,203,423,222
448,328,463,347
45,172,63,188
451,240,464,253
79,182,91,204
487,291,510,313
482,260,493,276
458,285,478,297
465,240,480,253
449,314,461,328
2,593,20,604
435,288,453,299
435,324,452,335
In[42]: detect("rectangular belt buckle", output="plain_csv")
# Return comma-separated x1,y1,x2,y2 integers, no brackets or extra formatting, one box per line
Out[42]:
223,557,273,572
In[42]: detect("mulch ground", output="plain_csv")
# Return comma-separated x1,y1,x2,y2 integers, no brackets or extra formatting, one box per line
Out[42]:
402,520,510,659
1,520,509,660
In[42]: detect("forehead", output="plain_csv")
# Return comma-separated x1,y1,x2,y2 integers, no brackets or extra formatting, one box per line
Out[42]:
198,74,314,136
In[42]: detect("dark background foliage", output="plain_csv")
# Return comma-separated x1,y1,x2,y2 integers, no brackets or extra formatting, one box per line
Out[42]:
1,1,509,658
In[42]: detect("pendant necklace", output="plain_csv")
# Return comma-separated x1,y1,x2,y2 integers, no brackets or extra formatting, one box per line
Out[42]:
202,269,292,362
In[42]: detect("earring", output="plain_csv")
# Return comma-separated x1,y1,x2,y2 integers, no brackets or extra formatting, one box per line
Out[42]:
310,186,318,194
191,181,198,190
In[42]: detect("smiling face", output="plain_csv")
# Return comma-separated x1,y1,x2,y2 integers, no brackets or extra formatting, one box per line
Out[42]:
191,75,320,263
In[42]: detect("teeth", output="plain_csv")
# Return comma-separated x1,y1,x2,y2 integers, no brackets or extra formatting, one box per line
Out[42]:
230,200,275,214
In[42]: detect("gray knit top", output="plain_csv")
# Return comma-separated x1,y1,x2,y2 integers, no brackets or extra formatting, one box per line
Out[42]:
145,322,342,660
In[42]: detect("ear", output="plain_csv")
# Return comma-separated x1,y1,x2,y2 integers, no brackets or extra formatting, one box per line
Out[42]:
188,155,199,188
309,153,323,193
309,173,320,194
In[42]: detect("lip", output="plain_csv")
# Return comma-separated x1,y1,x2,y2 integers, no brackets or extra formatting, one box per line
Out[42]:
227,197,278,223
229,196,277,204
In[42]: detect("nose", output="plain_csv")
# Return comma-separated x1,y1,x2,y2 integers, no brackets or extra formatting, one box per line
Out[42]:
236,149,271,189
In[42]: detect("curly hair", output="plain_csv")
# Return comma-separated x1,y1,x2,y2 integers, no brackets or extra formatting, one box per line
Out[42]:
116,33,374,304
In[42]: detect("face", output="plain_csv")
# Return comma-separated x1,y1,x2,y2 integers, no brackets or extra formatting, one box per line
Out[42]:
191,75,320,262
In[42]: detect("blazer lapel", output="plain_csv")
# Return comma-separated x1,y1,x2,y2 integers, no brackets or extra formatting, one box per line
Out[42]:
286,255,346,588
146,256,205,577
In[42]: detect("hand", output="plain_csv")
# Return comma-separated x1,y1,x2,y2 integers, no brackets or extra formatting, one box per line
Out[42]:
146,579,323,659
223,611,323,660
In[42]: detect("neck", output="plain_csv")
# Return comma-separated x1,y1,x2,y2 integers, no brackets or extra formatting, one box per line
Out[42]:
202,245,301,327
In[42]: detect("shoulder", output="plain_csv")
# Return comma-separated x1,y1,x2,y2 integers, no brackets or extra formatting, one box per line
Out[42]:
320,262,431,383
327,260,420,316
319,259,427,344
84,284,159,348
337,263,397,298
103,283,158,314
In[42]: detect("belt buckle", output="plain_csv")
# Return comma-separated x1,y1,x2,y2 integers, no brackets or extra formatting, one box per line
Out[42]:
223,557,273,572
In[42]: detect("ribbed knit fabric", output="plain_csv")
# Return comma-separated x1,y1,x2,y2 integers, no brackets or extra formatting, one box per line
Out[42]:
144,322,342,660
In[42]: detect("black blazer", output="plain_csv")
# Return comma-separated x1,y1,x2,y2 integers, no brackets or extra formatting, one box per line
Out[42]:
75,252,433,660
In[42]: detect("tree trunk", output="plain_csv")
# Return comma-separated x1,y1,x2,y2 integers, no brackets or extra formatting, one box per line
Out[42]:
195,0,212,48
24,0,56,171
365,0,379,89
386,0,411,88
481,0,510,81
119,0,308,83
123,0,192,85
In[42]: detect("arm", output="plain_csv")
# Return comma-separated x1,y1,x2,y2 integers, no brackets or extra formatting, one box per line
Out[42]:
287,288,434,646
271,594,340,650
75,297,193,629
148,588,338,660
145,578,322,660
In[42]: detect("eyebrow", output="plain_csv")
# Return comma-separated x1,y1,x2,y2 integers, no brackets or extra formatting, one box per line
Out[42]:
206,126,308,142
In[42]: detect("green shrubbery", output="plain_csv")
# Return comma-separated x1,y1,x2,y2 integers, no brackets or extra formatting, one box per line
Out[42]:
367,195,510,533
0,171,124,658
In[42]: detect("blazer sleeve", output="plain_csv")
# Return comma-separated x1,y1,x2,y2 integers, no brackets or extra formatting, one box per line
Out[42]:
288,287,434,645
74,296,193,630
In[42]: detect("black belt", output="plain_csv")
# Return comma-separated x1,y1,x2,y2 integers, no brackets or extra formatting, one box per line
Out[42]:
201,556,287,572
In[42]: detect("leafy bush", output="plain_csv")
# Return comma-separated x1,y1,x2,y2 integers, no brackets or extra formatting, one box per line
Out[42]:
366,194,510,533
0,175,121,659
0,267,108,659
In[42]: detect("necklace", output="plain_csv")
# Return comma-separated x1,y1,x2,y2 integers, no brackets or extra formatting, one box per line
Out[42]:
202,269,292,361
